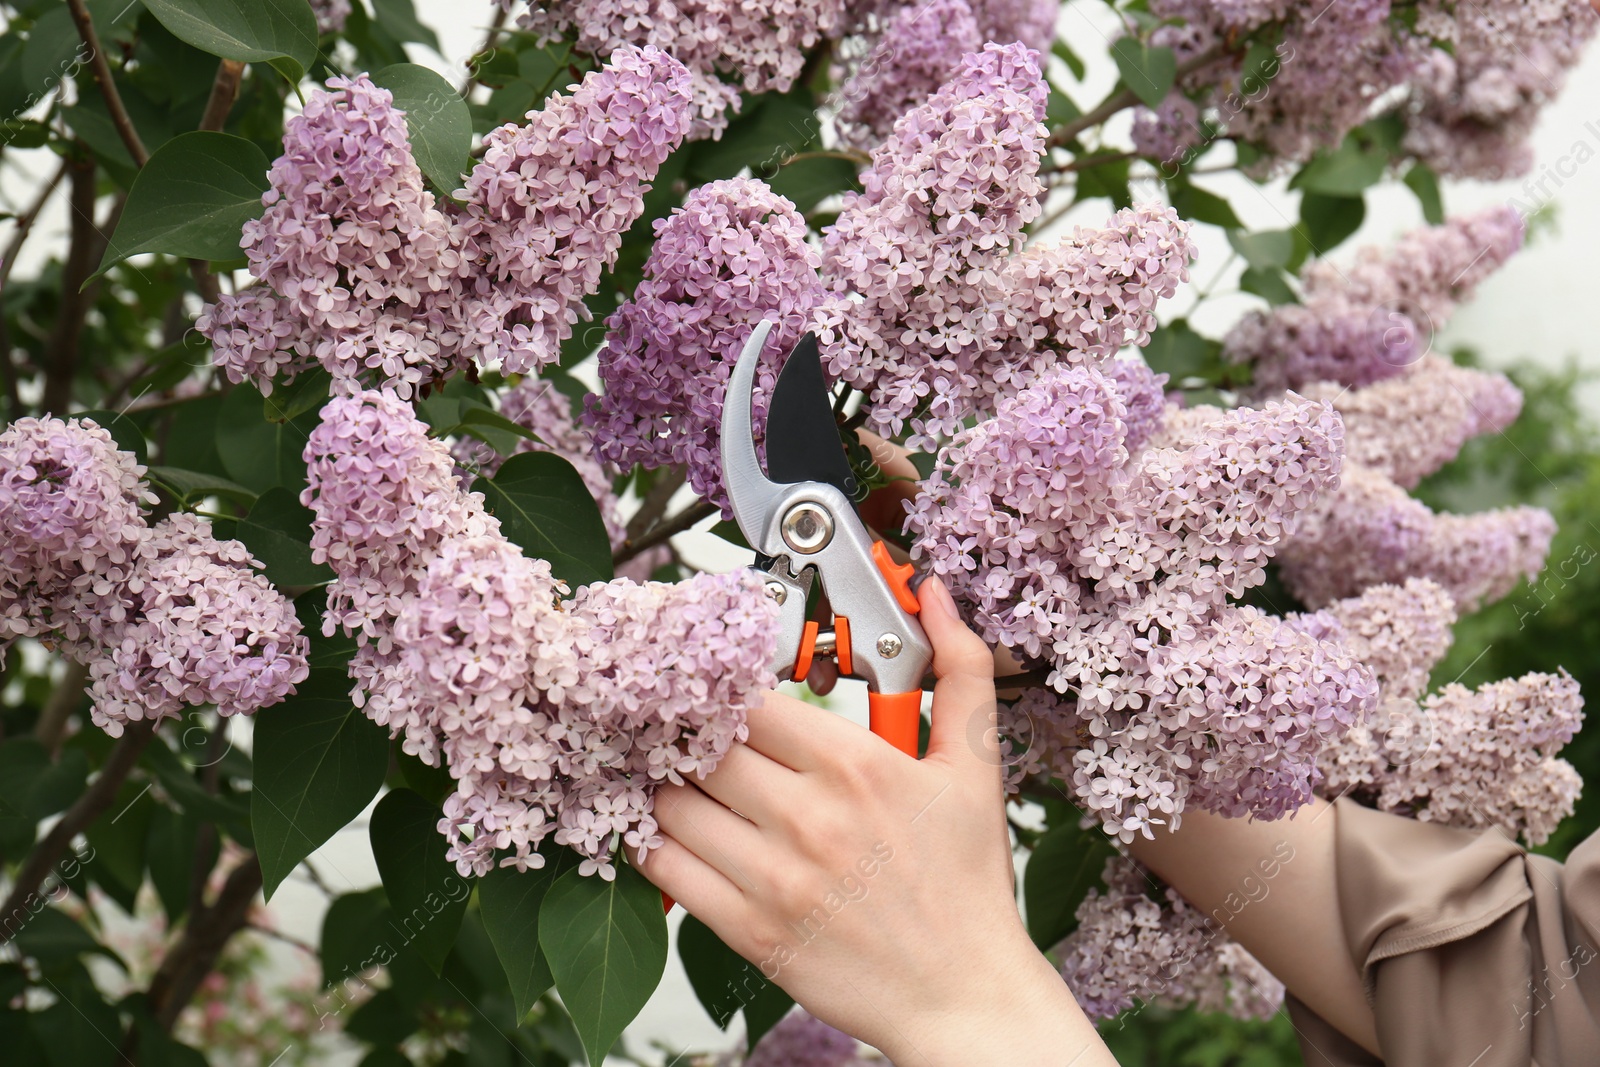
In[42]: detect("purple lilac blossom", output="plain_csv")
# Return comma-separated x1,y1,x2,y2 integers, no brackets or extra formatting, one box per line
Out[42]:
716,1007,866,1066
910,371,1374,837
504,0,844,139
1278,462,1554,612
1056,855,1283,1021
812,42,1048,447
1300,354,1523,488
309,0,351,33
833,0,983,151
201,48,694,395
1404,1,1600,179
971,0,1057,51
0,416,153,648
1226,207,1527,391
585,178,824,513
459,45,696,375
87,514,310,737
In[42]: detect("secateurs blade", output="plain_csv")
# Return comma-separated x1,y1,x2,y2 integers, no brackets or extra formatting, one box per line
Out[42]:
719,320,933,757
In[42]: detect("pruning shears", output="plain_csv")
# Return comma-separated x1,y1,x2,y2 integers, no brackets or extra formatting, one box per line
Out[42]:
720,320,933,757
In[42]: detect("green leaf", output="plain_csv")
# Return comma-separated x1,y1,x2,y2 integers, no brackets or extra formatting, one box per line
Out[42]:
147,466,257,507
1052,40,1086,81
1292,138,1387,197
1225,229,1295,271
1297,192,1366,257
72,408,148,466
13,908,123,972
346,989,420,1045
147,805,215,923
141,0,319,86
1110,38,1176,108
479,846,579,1021
690,91,818,183
93,132,269,277
371,0,441,51
31,970,122,1067
679,914,794,1040
1239,265,1298,306
764,153,861,215
539,861,668,1066
1403,162,1444,225
1142,319,1222,381
394,745,453,807
236,486,333,587
370,788,471,974
84,780,155,912
1045,83,1082,129
452,402,545,455
358,1050,416,1067
473,452,614,589
262,368,332,423
709,518,750,551
373,63,472,196
216,380,320,494
320,887,394,986
1170,183,1243,229
1072,155,1132,210
252,670,390,899
1024,821,1116,950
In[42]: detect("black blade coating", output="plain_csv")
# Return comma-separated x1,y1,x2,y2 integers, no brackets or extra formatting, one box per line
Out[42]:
762,332,858,499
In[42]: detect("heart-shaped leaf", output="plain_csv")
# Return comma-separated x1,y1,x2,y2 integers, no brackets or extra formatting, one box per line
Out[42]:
372,63,472,196
369,788,471,974
141,0,319,86
473,452,614,589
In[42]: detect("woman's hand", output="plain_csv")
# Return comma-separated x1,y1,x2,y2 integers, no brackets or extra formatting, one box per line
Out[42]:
629,576,1115,1066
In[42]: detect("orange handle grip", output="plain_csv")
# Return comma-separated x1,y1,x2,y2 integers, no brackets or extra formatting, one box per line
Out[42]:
868,690,923,758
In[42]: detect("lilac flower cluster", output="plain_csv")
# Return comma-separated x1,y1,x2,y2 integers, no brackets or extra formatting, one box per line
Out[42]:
1277,461,1555,612
715,1007,866,1066
0,417,308,736
1404,1,1600,179
584,178,824,512
1300,355,1522,489
1225,208,1527,391
309,0,351,33
813,43,1049,446
505,0,844,138
1056,855,1283,1021
1289,580,1583,846
910,368,1376,837
833,0,982,151
87,515,310,737
200,48,694,395
303,389,778,877
1139,1,1598,176
971,0,1058,52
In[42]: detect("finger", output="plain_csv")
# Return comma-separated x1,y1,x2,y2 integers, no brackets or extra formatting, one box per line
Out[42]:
651,782,767,892
915,575,1001,779
743,688,864,772
690,738,794,825
628,830,746,921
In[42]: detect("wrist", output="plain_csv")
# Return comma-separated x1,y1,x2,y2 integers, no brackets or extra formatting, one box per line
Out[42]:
878,930,1106,1067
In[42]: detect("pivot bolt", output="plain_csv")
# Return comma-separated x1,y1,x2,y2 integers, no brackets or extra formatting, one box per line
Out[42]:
763,580,788,605
876,633,903,659
781,502,834,554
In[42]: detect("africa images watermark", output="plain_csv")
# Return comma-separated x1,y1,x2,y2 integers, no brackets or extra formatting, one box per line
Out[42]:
0,839,97,946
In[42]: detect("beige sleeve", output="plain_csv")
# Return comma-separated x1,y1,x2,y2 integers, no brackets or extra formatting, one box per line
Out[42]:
1285,797,1600,1067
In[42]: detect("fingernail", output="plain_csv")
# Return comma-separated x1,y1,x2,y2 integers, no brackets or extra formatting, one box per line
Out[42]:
925,575,962,620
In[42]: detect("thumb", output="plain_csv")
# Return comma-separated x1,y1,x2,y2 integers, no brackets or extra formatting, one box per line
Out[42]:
916,575,1001,776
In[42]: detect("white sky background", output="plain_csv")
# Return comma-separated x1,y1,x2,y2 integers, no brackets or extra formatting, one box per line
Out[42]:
7,1,1600,1063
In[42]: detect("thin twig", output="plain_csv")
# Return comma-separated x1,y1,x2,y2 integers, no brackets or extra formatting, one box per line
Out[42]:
614,499,718,564
0,159,68,419
1047,45,1229,148
40,156,99,414
66,0,148,166
197,59,245,133
624,465,688,543
186,717,230,921
33,660,89,758
457,6,510,98
0,721,158,945
247,921,317,957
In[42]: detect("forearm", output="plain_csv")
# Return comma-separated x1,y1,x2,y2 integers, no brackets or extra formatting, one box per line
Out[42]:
1127,797,1381,1056
886,927,1117,1067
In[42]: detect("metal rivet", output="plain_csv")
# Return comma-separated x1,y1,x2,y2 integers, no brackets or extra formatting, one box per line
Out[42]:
763,580,787,605
781,502,834,554
876,633,903,659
